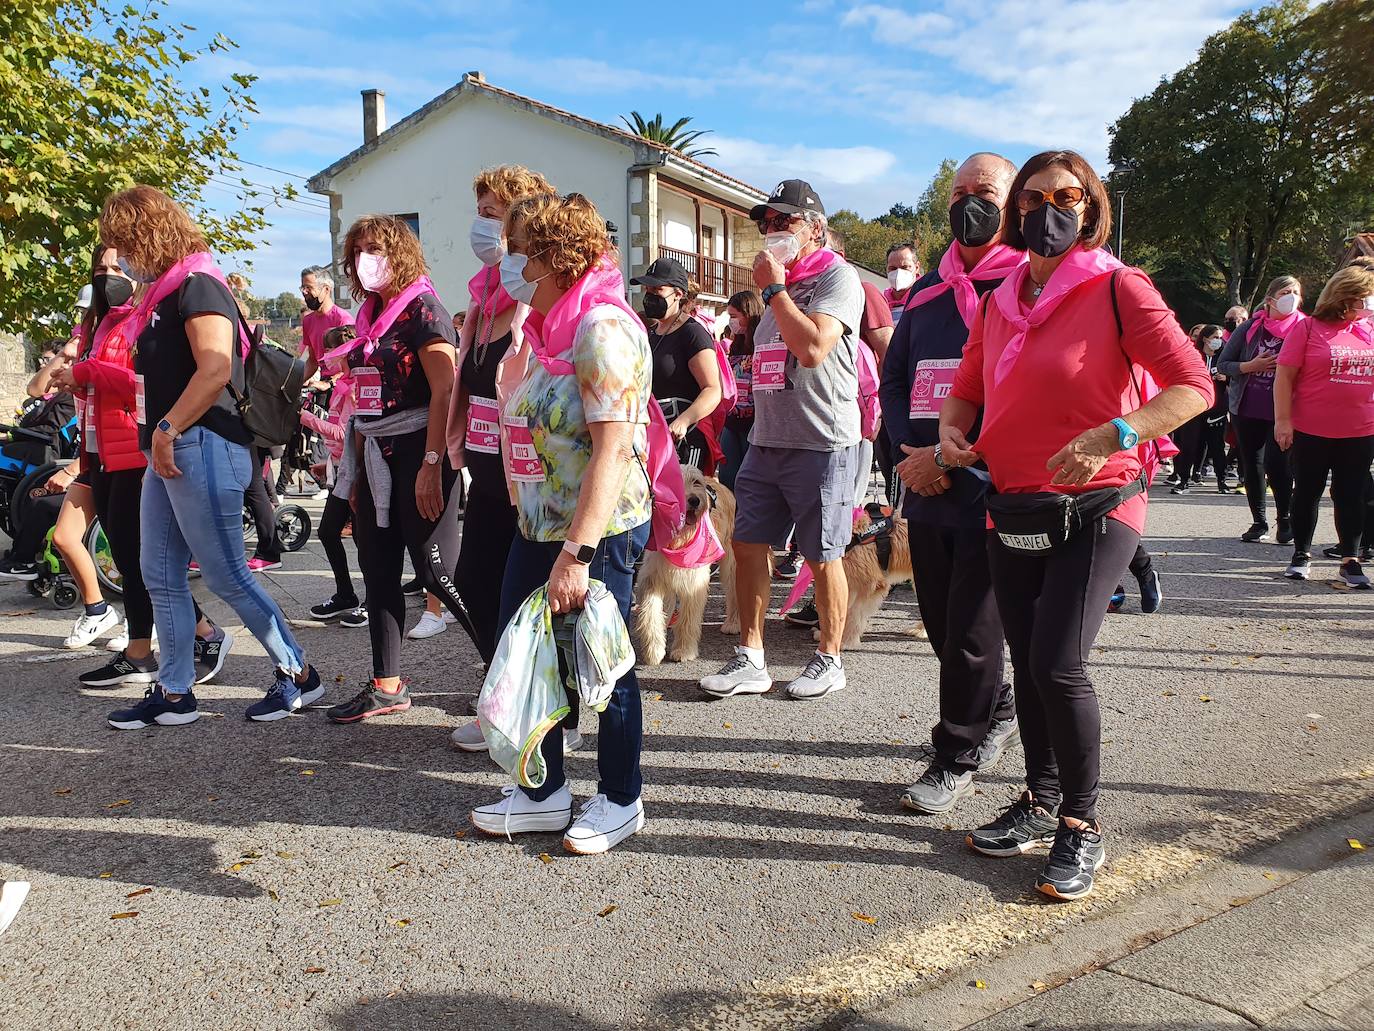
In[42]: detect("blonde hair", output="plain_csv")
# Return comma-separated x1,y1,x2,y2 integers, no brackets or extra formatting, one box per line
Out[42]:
1313,265,1374,322
98,185,208,278
473,165,555,209
504,193,614,289
341,214,429,301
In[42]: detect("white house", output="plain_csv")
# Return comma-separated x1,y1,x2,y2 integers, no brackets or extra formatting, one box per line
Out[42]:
307,72,769,313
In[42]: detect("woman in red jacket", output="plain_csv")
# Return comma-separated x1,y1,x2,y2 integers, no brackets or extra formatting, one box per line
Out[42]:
938,151,1212,901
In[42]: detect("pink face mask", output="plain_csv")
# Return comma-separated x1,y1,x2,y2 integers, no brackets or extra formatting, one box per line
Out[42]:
355,252,391,292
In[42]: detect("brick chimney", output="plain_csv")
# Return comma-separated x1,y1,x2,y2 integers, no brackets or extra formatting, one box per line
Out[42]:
361,89,387,144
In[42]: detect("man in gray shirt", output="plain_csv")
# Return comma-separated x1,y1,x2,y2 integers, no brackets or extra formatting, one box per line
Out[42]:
701,179,864,702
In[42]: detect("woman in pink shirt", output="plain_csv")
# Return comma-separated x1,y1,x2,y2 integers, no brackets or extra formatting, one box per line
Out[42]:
939,150,1212,902
1274,263,1374,587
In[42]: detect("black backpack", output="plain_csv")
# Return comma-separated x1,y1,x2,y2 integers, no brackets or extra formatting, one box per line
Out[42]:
227,318,308,448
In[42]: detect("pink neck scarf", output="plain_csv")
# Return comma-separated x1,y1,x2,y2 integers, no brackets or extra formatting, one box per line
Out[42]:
468,264,515,326
524,257,641,375
321,274,438,369
992,245,1126,387
1247,308,1304,344
907,242,1027,327
786,247,841,285
658,515,725,570
106,251,250,355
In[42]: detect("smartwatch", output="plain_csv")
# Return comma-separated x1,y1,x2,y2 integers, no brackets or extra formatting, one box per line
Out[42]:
423,450,441,466
761,283,787,306
155,418,181,440
562,539,596,565
1111,418,1140,451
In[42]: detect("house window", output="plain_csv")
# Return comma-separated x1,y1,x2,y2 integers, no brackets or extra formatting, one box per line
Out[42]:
393,213,420,239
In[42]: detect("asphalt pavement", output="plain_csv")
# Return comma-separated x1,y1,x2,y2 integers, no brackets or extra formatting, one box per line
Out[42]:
0,484,1370,1030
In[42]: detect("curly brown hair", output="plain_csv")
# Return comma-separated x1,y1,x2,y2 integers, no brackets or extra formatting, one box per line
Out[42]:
98,185,209,278
504,193,614,289
341,214,429,301
473,165,555,209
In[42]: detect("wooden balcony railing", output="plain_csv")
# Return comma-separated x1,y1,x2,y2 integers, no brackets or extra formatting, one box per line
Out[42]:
658,246,753,299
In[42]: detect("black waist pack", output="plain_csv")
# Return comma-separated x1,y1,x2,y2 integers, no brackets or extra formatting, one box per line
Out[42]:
986,475,1146,553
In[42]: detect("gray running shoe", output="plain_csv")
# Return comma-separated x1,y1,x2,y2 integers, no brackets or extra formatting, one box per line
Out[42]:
785,652,846,700
974,715,1021,772
1339,560,1372,590
901,762,974,815
1285,552,1311,580
700,651,772,698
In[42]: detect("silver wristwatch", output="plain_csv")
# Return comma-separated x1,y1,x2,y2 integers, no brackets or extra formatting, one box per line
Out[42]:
933,443,950,471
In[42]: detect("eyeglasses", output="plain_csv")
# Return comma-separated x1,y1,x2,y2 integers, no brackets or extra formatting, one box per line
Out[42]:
756,213,801,234
1014,187,1087,213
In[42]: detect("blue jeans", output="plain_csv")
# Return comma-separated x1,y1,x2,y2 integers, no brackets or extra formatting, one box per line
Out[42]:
499,521,650,806
141,426,305,693
719,424,751,491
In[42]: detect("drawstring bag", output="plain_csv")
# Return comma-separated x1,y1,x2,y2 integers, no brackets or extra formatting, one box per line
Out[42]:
552,580,634,714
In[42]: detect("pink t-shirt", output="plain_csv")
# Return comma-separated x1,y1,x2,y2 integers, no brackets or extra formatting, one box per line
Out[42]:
1277,318,1374,438
301,304,354,364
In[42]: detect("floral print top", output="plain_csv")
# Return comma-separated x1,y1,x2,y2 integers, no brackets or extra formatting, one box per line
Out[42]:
505,305,652,542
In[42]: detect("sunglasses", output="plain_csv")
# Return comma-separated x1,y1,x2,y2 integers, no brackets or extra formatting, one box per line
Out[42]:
756,213,801,234
1015,187,1087,213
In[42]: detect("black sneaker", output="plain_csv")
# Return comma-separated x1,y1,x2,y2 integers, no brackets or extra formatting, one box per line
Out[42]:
901,762,974,815
1217,482,1241,495
966,793,1059,857
784,602,820,629
973,715,1021,772
1240,523,1270,543
194,630,234,685
1339,560,1372,590
773,550,801,580
1164,473,1182,487
327,680,412,723
1036,821,1107,901
1169,483,1190,496
108,685,199,730
340,606,369,629
0,560,40,581
1276,520,1294,546
1285,552,1312,580
1138,569,1163,614
79,653,158,688
1362,548,1374,564
401,578,424,597
310,595,360,621
1322,545,1342,560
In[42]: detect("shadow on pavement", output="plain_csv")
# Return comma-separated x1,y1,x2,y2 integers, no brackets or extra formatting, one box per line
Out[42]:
330,993,616,1031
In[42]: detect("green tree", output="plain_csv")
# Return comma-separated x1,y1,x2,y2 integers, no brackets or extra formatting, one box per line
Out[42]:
826,159,958,273
909,157,957,272
619,112,718,160
1108,0,1374,308
265,290,303,320
0,0,278,337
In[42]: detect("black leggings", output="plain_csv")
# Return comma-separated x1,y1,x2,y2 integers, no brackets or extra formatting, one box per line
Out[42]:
90,466,154,640
353,427,474,679
318,493,357,603
1177,415,1228,486
1233,414,1291,526
1289,432,1374,559
455,483,518,664
988,518,1140,823
245,448,280,561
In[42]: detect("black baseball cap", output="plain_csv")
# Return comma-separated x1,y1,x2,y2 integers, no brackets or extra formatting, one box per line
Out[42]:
630,256,689,291
749,179,825,222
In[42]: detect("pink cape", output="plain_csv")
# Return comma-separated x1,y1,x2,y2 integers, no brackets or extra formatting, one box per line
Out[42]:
906,242,1027,328
319,274,439,403
785,247,841,285
991,245,1126,388
469,264,516,324
523,257,639,374
103,252,252,356
1247,308,1305,344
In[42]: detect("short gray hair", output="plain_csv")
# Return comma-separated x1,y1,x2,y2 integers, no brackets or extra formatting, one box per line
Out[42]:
301,265,334,292
802,209,828,241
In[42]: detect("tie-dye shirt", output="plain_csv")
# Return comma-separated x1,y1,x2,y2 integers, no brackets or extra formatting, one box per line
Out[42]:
505,304,652,542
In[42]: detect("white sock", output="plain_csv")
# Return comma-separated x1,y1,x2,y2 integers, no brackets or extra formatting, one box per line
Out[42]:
739,645,765,668
818,650,842,666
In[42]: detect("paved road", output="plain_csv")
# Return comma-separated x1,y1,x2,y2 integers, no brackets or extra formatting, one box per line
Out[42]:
0,486,1370,1030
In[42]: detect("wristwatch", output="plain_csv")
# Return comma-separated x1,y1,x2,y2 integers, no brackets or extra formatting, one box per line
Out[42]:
562,539,596,565
761,283,787,306
155,418,181,440
1111,418,1140,450
933,443,950,471
423,450,441,466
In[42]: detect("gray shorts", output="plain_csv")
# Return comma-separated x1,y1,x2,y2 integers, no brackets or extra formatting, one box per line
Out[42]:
733,444,861,563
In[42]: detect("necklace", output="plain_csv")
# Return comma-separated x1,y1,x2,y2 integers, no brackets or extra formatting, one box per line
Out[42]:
1029,275,1046,298
473,273,496,368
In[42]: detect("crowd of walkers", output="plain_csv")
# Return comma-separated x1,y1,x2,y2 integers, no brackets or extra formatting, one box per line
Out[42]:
4,145,1371,899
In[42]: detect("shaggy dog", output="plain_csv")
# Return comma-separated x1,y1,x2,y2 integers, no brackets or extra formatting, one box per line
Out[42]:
635,465,736,665
817,507,915,649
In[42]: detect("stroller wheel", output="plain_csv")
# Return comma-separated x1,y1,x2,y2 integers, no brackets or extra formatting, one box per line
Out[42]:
274,505,312,553
53,583,79,609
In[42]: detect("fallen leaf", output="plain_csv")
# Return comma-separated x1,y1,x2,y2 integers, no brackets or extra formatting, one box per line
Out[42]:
241,850,263,860
393,919,411,928
653,693,664,702
1031,981,1048,992
268,890,279,902
228,862,254,873
53,788,72,796
537,853,554,865
334,674,345,683
453,830,468,839
387,861,408,871
722,722,733,729
1262,872,1277,880
110,911,138,920
1349,839,1365,850
1161,690,1176,697
206,795,219,802
103,799,133,809
318,898,342,908
304,966,325,974
358,998,369,1006
1307,724,1320,732
1199,696,1212,703
125,887,152,899
275,851,294,860
597,904,618,917
299,769,316,777
851,912,877,924
973,980,987,990
98,871,113,879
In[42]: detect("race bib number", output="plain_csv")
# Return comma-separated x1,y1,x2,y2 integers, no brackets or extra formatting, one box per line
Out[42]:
503,415,546,483
352,365,383,415
909,358,961,419
465,395,500,455
753,333,788,391
134,374,146,425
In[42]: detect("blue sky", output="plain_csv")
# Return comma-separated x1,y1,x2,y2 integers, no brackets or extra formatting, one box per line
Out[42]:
164,0,1251,295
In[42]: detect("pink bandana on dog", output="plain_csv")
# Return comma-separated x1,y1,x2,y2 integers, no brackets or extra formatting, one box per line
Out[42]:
658,514,724,570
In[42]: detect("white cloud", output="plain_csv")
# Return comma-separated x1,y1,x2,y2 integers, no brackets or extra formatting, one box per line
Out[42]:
842,4,955,41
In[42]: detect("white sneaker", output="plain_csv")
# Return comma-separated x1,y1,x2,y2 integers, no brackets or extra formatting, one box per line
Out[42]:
700,649,772,697
107,624,157,653
407,611,448,640
442,610,457,625
786,652,847,700
311,489,330,501
0,881,29,936
563,793,644,855
63,607,120,649
471,783,573,837
450,721,488,752
564,728,582,754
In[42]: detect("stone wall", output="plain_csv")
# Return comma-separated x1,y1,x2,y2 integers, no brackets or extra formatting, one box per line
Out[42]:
0,333,35,415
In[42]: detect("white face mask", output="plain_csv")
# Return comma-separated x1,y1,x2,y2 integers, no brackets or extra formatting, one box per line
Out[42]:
1205,337,1223,353
1272,292,1299,316
469,215,505,266
500,252,545,306
888,268,916,293
355,251,391,293
729,317,745,335
116,255,156,284
1357,295,1374,319
762,231,802,267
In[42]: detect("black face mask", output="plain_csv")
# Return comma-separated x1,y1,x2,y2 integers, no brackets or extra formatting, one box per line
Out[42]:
94,273,133,308
642,292,671,321
1223,317,1239,332
949,195,1003,248
1021,203,1080,258
304,294,322,311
